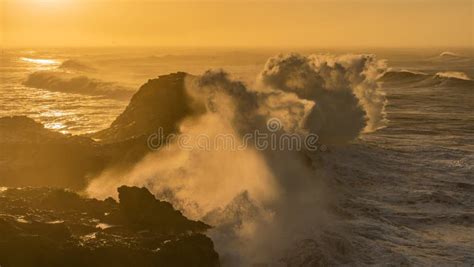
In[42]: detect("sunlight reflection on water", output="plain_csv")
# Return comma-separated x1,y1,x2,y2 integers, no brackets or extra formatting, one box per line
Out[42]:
20,57,59,65
1,56,127,136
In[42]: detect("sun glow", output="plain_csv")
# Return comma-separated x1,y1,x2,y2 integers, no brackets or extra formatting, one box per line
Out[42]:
3,0,472,48
31,0,73,5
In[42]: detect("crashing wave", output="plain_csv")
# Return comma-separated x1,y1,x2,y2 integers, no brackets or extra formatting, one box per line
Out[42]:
86,53,388,264
257,53,388,135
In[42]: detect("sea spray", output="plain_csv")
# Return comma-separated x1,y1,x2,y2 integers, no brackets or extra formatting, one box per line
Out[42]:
86,53,388,265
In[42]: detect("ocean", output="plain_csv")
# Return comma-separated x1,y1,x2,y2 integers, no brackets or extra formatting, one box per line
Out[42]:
1,47,473,265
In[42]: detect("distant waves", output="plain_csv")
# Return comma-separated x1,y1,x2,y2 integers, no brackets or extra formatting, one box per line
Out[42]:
24,71,134,100
380,70,473,88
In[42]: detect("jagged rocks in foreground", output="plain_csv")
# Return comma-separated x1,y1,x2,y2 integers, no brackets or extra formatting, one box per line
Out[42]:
0,186,219,267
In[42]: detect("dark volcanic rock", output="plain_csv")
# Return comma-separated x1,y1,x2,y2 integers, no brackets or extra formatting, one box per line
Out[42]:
117,186,210,233
0,186,219,267
93,72,196,143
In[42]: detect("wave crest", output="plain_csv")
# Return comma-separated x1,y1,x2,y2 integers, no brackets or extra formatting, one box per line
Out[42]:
59,59,96,72
23,71,133,100
380,70,473,88
435,71,471,81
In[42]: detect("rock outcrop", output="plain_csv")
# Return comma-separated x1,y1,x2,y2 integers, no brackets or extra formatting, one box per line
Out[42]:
93,72,195,143
0,186,219,267
117,186,210,233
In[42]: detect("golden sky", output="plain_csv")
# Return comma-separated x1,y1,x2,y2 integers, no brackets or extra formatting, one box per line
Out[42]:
1,0,473,48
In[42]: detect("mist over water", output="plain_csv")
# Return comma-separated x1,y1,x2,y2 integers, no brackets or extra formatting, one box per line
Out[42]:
1,47,474,265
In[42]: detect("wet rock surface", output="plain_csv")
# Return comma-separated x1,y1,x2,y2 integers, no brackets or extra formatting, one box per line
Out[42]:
0,186,219,267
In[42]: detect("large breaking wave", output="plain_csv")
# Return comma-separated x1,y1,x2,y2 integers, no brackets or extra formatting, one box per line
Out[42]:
86,53,388,265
